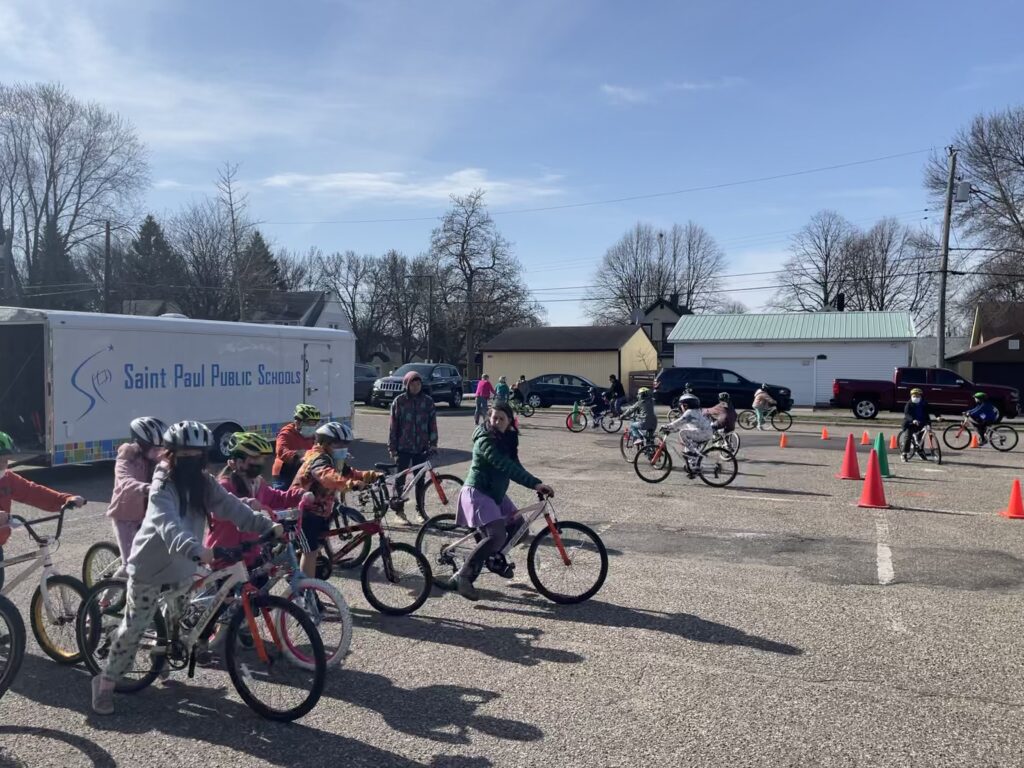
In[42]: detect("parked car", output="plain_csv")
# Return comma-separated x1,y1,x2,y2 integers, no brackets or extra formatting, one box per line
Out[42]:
354,363,378,405
653,367,793,410
832,366,1020,419
522,373,598,407
371,363,463,408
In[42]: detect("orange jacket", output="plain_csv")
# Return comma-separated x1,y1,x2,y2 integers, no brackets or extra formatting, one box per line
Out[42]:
0,470,74,545
293,446,379,517
272,422,315,477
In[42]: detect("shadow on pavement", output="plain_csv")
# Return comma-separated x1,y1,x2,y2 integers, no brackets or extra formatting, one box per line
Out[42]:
352,608,585,667
324,668,543,745
0,725,116,768
729,486,831,498
11,655,428,767
477,594,803,656
744,459,828,468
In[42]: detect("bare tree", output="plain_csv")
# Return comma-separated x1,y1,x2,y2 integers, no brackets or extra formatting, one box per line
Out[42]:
276,247,315,290
216,163,260,320
770,210,856,311
583,223,667,324
168,198,233,320
312,250,391,362
716,298,748,314
663,222,727,312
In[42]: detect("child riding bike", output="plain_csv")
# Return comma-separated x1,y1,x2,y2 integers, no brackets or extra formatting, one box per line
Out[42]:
272,404,321,489
901,388,933,461
703,392,738,434
966,392,1000,445
582,387,609,429
436,403,553,602
752,385,776,431
106,417,166,576
623,387,658,444
661,394,714,456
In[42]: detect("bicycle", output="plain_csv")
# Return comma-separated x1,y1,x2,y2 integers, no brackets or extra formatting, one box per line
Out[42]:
897,423,942,464
619,426,656,463
82,541,121,588
415,492,608,604
508,398,535,418
738,406,793,432
566,401,622,433
0,593,24,700
942,417,1018,452
316,472,433,615
374,457,463,523
633,433,738,487
76,526,326,722
709,427,741,456
0,503,88,664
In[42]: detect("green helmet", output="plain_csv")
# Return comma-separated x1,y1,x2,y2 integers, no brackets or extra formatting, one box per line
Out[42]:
294,403,321,422
0,431,13,455
974,392,987,400
227,431,273,458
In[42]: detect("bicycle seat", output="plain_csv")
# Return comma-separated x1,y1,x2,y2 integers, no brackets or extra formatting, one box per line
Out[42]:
374,462,397,472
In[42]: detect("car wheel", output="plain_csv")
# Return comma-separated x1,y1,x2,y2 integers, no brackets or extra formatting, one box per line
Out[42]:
211,422,243,462
853,398,879,420
527,394,543,408
450,389,463,408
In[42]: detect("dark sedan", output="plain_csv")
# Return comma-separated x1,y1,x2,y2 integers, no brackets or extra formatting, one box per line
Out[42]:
522,373,598,407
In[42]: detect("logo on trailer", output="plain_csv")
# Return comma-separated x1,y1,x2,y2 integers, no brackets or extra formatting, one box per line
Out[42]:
71,345,114,420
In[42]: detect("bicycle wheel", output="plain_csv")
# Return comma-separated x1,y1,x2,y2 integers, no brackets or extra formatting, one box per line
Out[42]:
771,411,793,431
566,411,588,432
601,413,623,433
360,542,431,616
943,423,971,450
989,425,1019,452
619,431,640,463
724,431,741,455
31,574,86,664
82,542,121,588
76,579,166,692
0,593,25,700
633,443,673,484
527,521,608,604
278,578,352,669
421,474,464,519
324,506,371,570
225,593,325,722
695,447,738,488
520,403,535,418
738,410,757,430
414,513,474,579
923,431,943,465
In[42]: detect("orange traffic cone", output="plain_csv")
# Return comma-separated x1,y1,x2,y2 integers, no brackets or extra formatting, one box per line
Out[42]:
858,449,890,509
861,431,871,446
836,434,861,480
889,434,898,450
779,433,788,448
969,434,981,448
821,427,830,440
1000,479,1024,519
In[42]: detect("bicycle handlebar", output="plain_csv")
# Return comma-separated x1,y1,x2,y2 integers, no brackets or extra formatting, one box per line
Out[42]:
211,526,281,562
8,501,81,544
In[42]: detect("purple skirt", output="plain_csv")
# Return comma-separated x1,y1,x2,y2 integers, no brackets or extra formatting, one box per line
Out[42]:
456,486,518,528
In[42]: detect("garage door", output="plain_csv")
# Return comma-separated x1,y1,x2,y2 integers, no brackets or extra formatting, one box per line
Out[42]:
702,358,816,406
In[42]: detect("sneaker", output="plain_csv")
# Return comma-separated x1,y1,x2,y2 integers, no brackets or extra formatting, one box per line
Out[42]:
416,508,429,522
388,498,406,512
456,575,480,601
433,574,458,591
900,453,910,463
91,675,115,715
393,509,412,525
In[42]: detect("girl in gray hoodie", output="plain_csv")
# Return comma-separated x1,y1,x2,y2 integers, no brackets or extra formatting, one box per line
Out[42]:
91,420,280,715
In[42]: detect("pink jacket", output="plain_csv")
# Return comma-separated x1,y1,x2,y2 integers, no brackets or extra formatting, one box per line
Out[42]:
205,474,305,563
106,443,156,522
475,379,495,399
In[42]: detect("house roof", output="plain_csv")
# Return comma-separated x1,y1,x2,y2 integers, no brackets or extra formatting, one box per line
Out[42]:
972,303,1024,345
947,332,1024,362
642,297,691,317
666,311,916,344
247,291,325,326
910,336,970,366
480,325,644,352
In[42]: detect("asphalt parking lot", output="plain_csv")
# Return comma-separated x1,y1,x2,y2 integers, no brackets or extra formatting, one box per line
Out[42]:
3,406,1024,767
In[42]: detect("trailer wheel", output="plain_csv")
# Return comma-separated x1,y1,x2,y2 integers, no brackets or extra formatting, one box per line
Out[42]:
211,423,243,462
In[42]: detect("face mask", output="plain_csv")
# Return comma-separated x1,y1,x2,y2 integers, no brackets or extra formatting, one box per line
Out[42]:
175,456,207,481
332,448,350,462
911,397,921,404
299,425,317,438
244,464,264,479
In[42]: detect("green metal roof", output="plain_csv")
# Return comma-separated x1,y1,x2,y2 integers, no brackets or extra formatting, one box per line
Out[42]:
666,311,915,343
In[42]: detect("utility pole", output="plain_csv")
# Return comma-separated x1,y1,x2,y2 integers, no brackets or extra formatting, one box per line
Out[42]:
103,220,112,313
426,273,434,363
937,146,958,367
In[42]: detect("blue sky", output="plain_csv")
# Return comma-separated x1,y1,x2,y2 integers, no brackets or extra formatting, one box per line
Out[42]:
2,0,1022,323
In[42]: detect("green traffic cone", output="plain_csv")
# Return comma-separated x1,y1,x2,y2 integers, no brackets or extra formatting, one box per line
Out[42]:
873,433,893,477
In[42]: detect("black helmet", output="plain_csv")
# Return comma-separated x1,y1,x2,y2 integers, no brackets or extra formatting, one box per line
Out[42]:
718,392,730,403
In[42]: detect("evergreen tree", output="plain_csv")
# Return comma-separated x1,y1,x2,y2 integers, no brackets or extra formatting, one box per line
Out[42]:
28,216,89,309
123,214,188,305
242,230,284,290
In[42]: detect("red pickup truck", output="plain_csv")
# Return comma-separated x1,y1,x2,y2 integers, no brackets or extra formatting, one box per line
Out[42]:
832,367,1020,420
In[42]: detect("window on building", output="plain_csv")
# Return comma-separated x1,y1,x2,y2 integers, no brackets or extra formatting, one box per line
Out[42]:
641,323,653,341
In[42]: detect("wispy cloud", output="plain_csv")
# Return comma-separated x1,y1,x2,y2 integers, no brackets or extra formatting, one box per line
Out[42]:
666,76,745,92
600,84,651,105
261,168,565,206
601,76,744,106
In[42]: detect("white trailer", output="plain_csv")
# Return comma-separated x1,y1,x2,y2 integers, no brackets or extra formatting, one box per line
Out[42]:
0,307,355,465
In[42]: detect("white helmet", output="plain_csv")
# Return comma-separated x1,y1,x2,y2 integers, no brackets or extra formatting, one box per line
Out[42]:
678,393,700,409
163,420,214,450
130,416,167,446
316,421,354,443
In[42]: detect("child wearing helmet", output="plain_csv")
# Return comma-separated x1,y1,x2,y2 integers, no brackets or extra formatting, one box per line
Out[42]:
901,388,933,460
294,422,381,578
0,430,85,548
494,376,511,406
272,404,321,489
91,421,282,716
662,393,714,454
387,371,438,519
703,392,738,433
622,387,658,442
752,385,776,430
105,417,167,575
966,392,1000,445
583,386,609,428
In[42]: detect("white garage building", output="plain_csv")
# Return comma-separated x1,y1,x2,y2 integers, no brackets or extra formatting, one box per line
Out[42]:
667,312,916,406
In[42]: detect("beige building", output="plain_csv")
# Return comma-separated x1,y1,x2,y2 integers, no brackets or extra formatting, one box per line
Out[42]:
480,325,658,385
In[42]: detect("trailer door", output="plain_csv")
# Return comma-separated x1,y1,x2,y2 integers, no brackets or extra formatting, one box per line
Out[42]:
302,342,334,417
0,322,47,456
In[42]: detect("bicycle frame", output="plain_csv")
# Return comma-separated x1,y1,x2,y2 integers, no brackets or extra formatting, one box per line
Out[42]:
384,459,452,506
1,513,70,623
439,497,572,567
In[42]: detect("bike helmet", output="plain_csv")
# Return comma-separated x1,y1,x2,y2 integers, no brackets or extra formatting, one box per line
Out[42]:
718,392,731,403
679,393,700,409
316,421,354,443
0,430,14,456
910,388,923,396
760,383,769,390
294,403,321,422
163,421,214,450
973,392,987,400
130,416,167,447
227,431,273,458
637,387,651,399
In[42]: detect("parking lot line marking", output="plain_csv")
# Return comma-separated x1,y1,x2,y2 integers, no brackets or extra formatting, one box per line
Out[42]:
874,512,895,586
730,495,816,503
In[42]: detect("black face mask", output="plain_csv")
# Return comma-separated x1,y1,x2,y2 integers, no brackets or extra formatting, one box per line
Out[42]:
244,464,264,479
175,456,207,482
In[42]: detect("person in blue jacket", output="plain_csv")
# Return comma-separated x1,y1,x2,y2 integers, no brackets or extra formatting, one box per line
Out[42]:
901,387,932,460
966,392,1000,445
